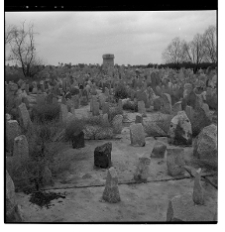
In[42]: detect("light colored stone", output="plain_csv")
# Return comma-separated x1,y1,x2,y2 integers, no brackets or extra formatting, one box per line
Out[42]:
18,103,32,130
166,147,185,176
194,124,217,167
130,123,146,147
134,155,151,181
13,135,29,158
60,103,68,123
172,101,182,115
138,100,146,115
102,167,121,203
192,168,205,205
167,193,216,221
93,101,100,116
112,114,123,134
168,111,192,145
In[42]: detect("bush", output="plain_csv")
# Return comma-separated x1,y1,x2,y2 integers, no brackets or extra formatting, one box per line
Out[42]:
65,118,86,141
31,98,60,123
114,84,129,100
5,91,20,121
123,101,138,112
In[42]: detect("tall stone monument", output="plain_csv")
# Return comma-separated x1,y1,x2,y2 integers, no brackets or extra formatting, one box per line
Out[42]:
102,54,114,76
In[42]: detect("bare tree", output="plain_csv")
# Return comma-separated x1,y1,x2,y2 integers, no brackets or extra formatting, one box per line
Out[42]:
203,25,217,64
9,21,41,77
162,37,186,63
182,33,206,69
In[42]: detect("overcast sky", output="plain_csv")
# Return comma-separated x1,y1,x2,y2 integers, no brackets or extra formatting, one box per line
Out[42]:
5,11,216,65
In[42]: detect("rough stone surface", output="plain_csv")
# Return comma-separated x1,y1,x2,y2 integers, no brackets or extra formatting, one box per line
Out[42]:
135,114,143,124
167,193,215,221
18,103,32,130
191,107,212,136
60,103,69,123
112,114,123,134
167,147,185,176
94,142,112,168
185,105,194,122
6,120,21,154
134,155,151,181
6,170,23,222
102,167,121,203
193,124,217,168
93,101,100,116
143,121,167,137
138,100,146,115
102,102,109,114
72,131,85,149
13,135,29,158
151,141,167,158
168,111,192,145
172,101,182,116
192,168,205,205
160,93,172,114
130,123,146,147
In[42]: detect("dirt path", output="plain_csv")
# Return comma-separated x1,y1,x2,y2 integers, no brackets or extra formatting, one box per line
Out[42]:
15,100,217,222
16,178,216,222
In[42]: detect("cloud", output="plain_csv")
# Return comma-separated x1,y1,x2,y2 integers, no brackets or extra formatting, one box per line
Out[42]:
5,11,216,65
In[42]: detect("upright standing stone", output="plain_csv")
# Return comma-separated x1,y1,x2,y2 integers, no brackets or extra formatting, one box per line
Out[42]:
90,95,97,112
6,120,21,153
112,114,123,134
160,93,172,114
172,101,182,115
193,168,205,205
130,123,146,147
102,167,121,203
134,155,151,182
60,103,68,123
92,101,100,116
167,147,185,176
72,95,79,109
102,113,109,124
135,114,143,124
13,135,29,159
6,170,23,222
94,142,112,168
104,87,109,97
168,111,192,145
102,102,109,114
138,100,146,115
18,103,32,130
72,131,85,149
185,105,194,122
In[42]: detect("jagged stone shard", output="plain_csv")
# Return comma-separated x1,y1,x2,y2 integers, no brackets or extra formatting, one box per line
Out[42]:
168,111,192,145
130,123,146,147
134,156,151,182
167,193,215,222
192,168,205,205
166,147,185,177
102,167,121,203
94,142,112,168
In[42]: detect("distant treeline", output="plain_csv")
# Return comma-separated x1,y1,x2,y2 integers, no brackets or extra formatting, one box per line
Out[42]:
133,62,217,71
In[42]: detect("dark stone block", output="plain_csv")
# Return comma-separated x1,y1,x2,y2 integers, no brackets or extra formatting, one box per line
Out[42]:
72,131,85,149
94,142,112,168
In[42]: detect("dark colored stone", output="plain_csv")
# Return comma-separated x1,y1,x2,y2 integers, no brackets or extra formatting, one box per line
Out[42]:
72,131,85,149
94,142,112,168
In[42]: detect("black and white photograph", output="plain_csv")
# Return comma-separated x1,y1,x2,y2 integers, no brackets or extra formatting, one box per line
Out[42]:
4,7,219,224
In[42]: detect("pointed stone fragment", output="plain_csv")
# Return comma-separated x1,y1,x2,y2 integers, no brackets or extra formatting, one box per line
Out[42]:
134,155,151,182
102,167,121,203
192,168,205,205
